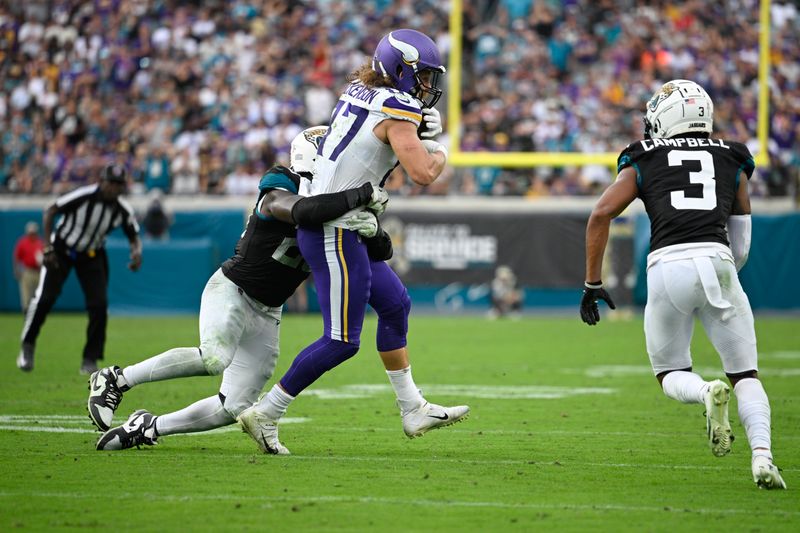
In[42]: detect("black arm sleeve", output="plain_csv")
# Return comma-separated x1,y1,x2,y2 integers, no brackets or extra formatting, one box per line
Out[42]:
290,182,374,226
365,227,393,262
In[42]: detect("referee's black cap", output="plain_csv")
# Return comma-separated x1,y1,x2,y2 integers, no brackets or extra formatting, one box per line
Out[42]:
102,164,127,183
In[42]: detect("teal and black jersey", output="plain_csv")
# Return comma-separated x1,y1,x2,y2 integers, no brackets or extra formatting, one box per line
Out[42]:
221,166,310,307
617,137,754,252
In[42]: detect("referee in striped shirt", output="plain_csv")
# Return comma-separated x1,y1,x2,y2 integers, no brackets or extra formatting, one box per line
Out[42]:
18,164,143,374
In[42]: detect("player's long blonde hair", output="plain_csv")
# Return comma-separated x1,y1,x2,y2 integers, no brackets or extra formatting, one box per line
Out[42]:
347,63,394,89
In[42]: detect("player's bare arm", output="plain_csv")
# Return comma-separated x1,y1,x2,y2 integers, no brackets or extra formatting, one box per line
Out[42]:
731,175,751,215
580,166,635,325
377,119,446,185
584,166,638,282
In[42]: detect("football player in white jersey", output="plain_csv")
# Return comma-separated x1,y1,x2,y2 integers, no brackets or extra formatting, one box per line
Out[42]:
89,128,391,450
581,80,785,489
238,29,469,455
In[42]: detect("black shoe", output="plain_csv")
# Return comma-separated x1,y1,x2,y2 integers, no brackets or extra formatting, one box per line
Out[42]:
17,342,34,372
96,410,158,451
87,366,126,431
80,359,99,375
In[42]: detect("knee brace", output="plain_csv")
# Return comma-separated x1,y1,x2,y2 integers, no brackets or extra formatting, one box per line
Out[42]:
726,369,758,380
375,289,411,352
198,341,236,376
726,368,758,387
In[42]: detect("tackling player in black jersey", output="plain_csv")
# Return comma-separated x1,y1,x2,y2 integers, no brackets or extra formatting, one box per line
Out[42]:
581,79,785,490
89,127,392,451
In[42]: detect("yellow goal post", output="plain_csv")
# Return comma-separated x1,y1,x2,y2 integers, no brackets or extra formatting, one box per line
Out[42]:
446,0,771,168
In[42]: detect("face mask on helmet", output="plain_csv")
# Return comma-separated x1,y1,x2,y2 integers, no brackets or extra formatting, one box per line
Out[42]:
643,79,713,139
290,126,329,176
372,29,446,108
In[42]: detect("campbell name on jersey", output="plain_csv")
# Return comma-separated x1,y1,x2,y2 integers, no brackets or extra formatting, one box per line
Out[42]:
221,166,310,307
617,137,754,252
312,82,422,202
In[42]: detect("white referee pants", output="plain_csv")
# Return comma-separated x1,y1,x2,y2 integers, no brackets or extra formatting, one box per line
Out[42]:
199,269,282,417
644,251,757,376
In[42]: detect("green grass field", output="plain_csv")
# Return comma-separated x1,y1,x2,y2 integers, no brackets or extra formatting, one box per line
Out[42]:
1,312,798,531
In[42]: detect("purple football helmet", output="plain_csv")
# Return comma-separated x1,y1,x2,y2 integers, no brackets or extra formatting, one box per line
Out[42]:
372,29,446,108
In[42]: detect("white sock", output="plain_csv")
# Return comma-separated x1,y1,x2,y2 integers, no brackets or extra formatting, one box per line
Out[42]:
661,371,708,404
734,378,772,457
155,396,234,437
386,366,425,414
256,385,295,421
122,347,207,388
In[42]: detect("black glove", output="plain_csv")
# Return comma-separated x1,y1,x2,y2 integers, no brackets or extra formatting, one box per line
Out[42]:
365,227,393,262
580,282,616,325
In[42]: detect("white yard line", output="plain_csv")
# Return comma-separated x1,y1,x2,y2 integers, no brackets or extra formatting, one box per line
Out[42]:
3,415,799,442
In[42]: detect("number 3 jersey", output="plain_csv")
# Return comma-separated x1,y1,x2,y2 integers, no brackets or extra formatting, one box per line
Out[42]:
310,82,423,222
617,137,755,252
221,166,310,307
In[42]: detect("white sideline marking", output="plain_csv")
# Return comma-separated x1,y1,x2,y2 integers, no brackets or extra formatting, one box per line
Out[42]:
304,384,616,400
0,491,797,516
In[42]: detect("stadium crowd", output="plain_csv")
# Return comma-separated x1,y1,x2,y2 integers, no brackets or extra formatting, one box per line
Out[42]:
0,0,797,198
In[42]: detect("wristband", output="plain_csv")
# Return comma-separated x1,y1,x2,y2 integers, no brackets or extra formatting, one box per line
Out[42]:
584,281,603,289
44,246,54,254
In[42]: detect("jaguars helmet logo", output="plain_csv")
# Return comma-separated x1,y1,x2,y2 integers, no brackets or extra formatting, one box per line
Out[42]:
303,127,328,149
647,82,678,112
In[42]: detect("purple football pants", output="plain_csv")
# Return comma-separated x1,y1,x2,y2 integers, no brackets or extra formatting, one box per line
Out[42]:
279,226,410,396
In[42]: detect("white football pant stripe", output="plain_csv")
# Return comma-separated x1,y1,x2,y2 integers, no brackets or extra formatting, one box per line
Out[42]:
20,264,49,341
323,225,345,341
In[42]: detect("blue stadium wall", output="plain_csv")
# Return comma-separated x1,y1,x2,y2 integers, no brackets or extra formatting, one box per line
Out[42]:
1,208,798,314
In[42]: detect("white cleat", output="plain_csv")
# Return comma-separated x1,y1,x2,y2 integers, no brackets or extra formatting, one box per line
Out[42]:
704,379,733,457
752,456,787,490
237,406,290,455
402,402,469,439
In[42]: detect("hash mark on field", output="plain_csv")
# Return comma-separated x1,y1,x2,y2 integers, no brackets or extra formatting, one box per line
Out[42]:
0,491,797,517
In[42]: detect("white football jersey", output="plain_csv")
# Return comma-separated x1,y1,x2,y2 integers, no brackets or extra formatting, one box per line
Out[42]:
311,82,422,226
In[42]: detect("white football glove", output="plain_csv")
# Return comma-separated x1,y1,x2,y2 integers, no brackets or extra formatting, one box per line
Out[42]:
419,107,442,138
343,211,379,238
420,139,448,162
367,186,389,216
